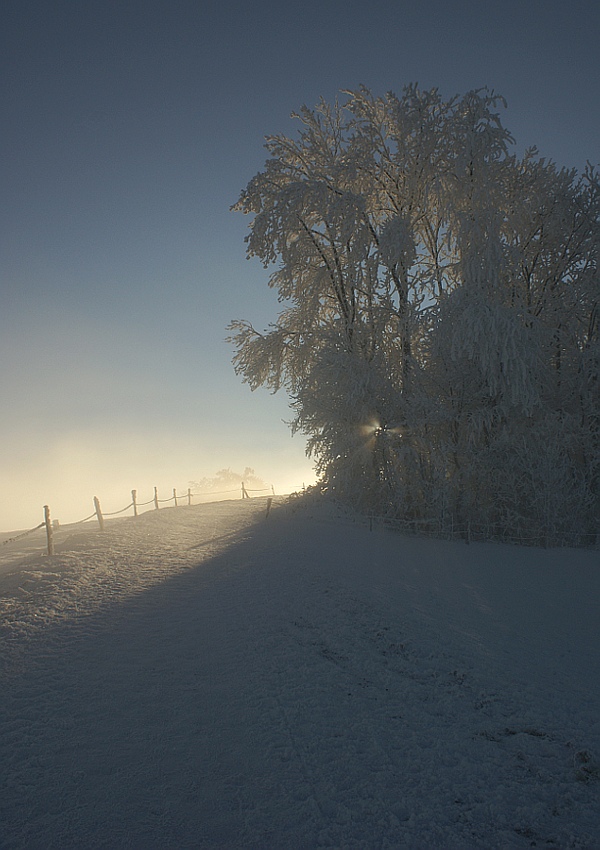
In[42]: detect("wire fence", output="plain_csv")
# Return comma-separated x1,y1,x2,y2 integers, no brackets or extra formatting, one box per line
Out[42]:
5,485,595,560
286,491,599,550
0,522,47,547
1,481,276,557
363,511,600,550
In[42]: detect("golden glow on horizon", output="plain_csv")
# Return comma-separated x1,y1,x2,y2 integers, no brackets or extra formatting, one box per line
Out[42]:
0,430,316,533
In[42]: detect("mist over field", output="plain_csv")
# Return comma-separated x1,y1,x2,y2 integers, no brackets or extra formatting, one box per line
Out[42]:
0,428,315,533
1,2,599,847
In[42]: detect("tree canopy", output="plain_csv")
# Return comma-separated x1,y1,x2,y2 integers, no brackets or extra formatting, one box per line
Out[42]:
229,85,600,545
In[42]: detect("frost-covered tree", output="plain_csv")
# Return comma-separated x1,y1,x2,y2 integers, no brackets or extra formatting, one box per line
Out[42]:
229,85,600,544
190,468,269,496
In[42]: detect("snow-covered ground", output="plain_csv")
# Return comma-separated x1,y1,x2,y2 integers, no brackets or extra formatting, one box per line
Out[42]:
0,497,598,849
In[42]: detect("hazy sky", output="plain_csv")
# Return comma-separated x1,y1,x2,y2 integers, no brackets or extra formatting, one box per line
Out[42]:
1,0,599,530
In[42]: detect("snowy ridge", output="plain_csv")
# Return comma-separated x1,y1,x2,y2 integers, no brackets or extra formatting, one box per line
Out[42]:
0,498,598,848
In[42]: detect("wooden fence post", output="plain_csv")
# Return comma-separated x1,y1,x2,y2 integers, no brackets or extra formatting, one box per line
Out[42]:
173,488,178,507
154,487,159,510
132,489,138,517
265,497,273,518
44,505,54,556
241,482,248,499
93,496,105,531
187,488,192,506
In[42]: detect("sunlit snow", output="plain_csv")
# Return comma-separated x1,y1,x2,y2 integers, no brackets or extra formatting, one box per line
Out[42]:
1,497,598,848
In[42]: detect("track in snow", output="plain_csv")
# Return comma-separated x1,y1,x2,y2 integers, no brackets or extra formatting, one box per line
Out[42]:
1,498,599,848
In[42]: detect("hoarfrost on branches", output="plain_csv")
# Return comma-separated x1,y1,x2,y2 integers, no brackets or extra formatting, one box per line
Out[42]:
229,85,600,544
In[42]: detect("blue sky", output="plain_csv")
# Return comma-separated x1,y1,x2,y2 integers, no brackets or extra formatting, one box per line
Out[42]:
1,0,599,529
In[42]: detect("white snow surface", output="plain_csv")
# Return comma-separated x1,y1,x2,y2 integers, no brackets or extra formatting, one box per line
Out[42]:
0,497,599,849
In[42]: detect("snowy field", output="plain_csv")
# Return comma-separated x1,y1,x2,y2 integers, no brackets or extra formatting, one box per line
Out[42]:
0,497,599,849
